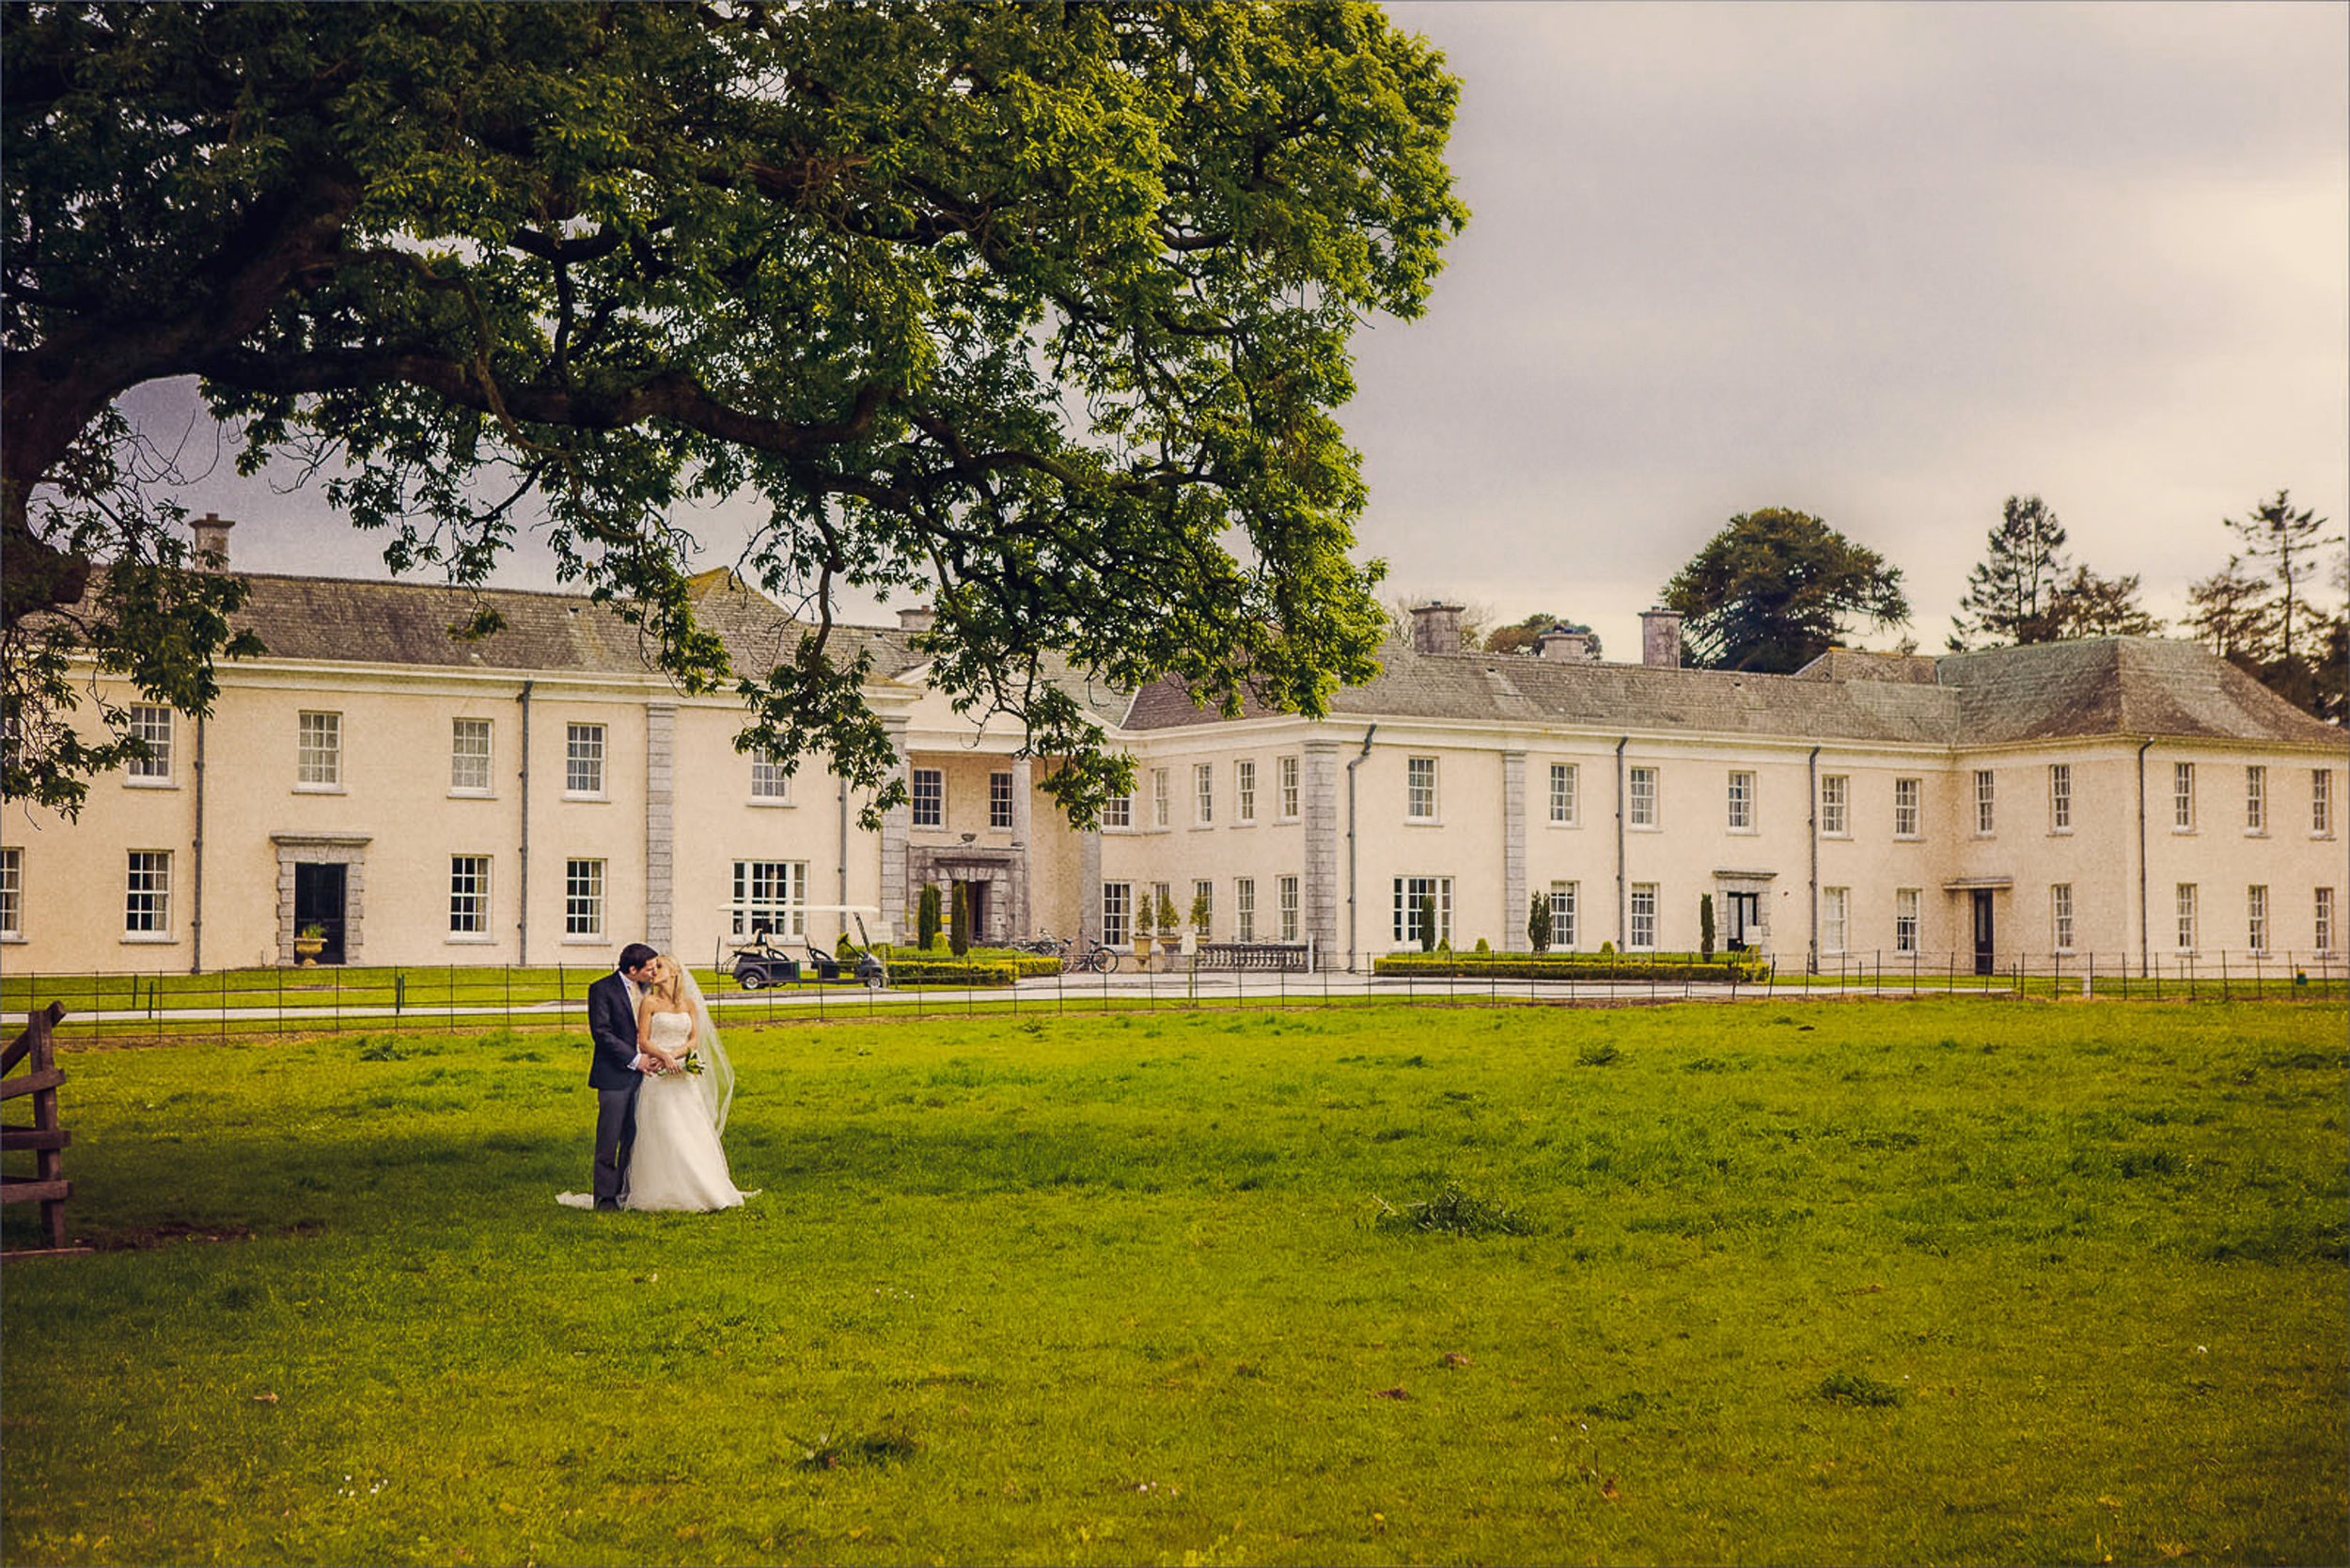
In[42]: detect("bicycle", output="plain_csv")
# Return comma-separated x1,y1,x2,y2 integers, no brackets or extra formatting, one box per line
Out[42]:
1065,936,1120,975
1010,929,1065,957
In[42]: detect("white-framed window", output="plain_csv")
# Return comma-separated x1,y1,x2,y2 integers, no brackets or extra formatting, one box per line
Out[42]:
565,858,604,938
1236,877,1257,941
1192,879,1214,935
2245,766,2265,834
1236,759,1257,823
124,851,171,936
1818,774,1847,836
1102,790,1133,830
1973,770,1996,836
1629,882,1658,950
1821,886,1849,955
1195,762,1214,824
1727,771,1755,831
990,770,1014,830
1278,756,1300,821
1103,882,1131,948
2314,769,2335,837
297,711,342,788
1391,875,1453,947
451,718,493,794
2175,883,2198,952
2048,763,2071,833
565,722,604,797
731,859,807,939
448,855,491,936
1895,887,1919,953
1549,881,1578,949
1549,761,1578,825
2247,885,2268,952
1628,766,1658,827
911,767,944,827
2051,884,2074,952
1893,776,1921,839
1406,757,1438,822
1152,768,1171,828
2318,886,2336,951
0,847,21,938
750,749,791,803
127,703,174,782
1277,875,1300,942
2172,761,2194,831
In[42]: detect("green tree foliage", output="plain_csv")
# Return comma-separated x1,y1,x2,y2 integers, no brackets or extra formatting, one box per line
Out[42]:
1660,509,1910,673
1526,891,1552,954
1483,612,1600,658
2050,566,2162,639
916,885,943,952
2186,491,2342,718
2185,557,2276,663
3,2,1465,817
948,882,970,959
1699,893,1715,963
1950,495,2159,650
1417,893,1436,952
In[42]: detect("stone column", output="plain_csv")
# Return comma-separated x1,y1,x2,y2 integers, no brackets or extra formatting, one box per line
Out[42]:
1079,827,1103,943
1010,755,1034,939
1302,738,1342,969
1501,750,1528,949
644,703,676,950
877,717,911,942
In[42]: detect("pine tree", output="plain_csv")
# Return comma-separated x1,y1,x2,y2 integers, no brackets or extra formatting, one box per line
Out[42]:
2223,491,2342,712
2185,557,2276,665
2050,567,2162,638
1950,495,2069,649
1528,892,1553,955
948,883,970,958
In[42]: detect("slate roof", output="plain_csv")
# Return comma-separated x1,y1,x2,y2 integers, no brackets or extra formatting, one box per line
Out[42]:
1934,636,2345,749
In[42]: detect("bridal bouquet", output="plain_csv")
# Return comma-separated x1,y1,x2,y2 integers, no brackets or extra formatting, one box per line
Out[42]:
678,1050,706,1076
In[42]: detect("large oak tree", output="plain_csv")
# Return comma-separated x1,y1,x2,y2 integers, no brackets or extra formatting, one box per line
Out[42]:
3,1,1465,818
1660,508,1909,673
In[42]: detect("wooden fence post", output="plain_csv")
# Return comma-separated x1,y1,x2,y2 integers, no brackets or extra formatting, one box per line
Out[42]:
3,1002,86,1255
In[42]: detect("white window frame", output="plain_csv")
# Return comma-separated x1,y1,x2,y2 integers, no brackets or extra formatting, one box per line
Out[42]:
1236,759,1257,823
1278,756,1301,821
1973,770,1996,836
1192,879,1214,936
911,767,944,828
1628,766,1658,828
1102,882,1131,948
124,850,172,939
0,846,18,938
2245,766,2265,835
297,711,343,790
750,748,792,804
2317,886,2336,952
450,717,494,795
990,769,1014,831
1818,774,1847,837
731,859,807,940
1549,761,1578,826
1102,791,1133,830
1277,875,1301,943
2047,763,2071,833
1195,762,1214,825
1391,875,1453,948
1727,771,1756,832
1152,768,1171,829
1820,886,1849,955
2247,885,2268,953
1629,882,1658,950
1893,776,1921,839
1236,877,1257,941
2175,883,2198,953
2051,883,2074,952
1549,881,1578,949
1895,887,1919,953
2314,769,2335,838
564,858,605,940
564,722,605,799
448,855,492,938
2172,761,2195,832
127,703,175,784
1405,757,1439,823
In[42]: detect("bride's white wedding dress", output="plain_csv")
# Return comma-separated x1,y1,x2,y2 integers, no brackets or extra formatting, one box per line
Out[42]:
624,1010,752,1212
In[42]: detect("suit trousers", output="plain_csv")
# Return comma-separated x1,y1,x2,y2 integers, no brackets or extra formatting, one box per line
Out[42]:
593,1083,641,1206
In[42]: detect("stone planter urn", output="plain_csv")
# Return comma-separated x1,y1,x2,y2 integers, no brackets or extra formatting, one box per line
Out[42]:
293,931,326,965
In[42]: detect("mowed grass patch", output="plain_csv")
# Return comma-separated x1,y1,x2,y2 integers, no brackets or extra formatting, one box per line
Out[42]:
2,1001,2342,1566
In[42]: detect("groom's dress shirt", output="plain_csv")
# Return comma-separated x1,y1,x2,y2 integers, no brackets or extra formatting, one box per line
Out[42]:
621,970,650,1074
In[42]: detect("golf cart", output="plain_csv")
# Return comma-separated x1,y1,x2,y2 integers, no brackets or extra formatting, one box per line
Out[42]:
720,905,890,991
727,926,802,989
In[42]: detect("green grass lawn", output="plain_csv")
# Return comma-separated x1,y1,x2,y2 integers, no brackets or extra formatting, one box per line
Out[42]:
4,1000,2343,1566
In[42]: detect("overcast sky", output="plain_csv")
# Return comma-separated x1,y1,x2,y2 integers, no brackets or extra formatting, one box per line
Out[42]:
128,1,2348,659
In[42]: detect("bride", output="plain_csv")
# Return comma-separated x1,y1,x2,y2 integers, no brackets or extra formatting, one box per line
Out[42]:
623,955,753,1210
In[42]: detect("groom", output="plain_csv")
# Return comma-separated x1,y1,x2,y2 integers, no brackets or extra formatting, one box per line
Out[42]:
586,943,663,1210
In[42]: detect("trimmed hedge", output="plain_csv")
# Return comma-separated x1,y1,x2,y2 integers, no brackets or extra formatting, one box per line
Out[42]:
886,944,1060,980
1372,951,1774,984
879,955,1019,988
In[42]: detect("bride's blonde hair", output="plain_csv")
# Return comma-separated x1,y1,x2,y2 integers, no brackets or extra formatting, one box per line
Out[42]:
652,954,689,1007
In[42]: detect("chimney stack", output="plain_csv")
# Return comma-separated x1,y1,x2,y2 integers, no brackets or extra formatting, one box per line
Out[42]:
1536,627,1595,662
897,604,935,635
192,511,234,570
1638,607,1684,668
1408,601,1465,655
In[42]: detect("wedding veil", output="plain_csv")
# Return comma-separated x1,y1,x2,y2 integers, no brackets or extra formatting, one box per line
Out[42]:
676,965,736,1135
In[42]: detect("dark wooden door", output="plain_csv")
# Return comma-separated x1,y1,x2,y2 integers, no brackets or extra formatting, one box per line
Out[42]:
1971,889,1995,976
295,863,348,964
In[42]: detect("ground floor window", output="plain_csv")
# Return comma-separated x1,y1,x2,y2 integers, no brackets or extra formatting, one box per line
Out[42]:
449,855,491,935
1235,878,1256,942
732,859,806,939
125,851,171,936
2175,884,2197,952
566,859,605,938
2247,885,2267,953
2050,884,2073,952
1392,875,1453,947
1102,882,1131,948
1548,882,1577,949
2318,886,2336,951
1192,879,1214,938
1895,888,1919,953
0,847,19,938
1277,875,1300,943
1820,886,1848,955
1629,883,1657,949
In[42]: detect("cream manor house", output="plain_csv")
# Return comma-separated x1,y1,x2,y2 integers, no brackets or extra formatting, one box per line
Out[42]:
7,522,2344,978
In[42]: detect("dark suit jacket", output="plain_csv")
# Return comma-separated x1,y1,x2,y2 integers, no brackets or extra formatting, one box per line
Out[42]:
587,971,644,1091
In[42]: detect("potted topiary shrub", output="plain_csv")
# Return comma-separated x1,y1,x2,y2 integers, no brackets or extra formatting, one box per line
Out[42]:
293,923,326,964
1134,892,1156,963
1184,888,1210,955
1156,889,1183,959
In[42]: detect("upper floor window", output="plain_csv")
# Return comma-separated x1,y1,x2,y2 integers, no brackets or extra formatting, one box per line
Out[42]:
1278,756,1301,820
127,704,174,782
0,847,22,939
1818,774,1846,836
1628,766,1658,827
750,748,791,802
990,769,1014,830
297,711,342,788
1236,759,1257,823
2315,769,2336,838
2245,766,2265,834
2047,763,2071,832
911,767,944,828
1893,776,1921,839
1195,762,1214,824
1973,770,1996,835
451,718,493,794
1406,757,1438,821
1549,762,1578,825
2172,761,2194,830
1152,768,1171,828
564,723,604,797
1727,771,1755,831
1102,791,1133,830
124,850,171,936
